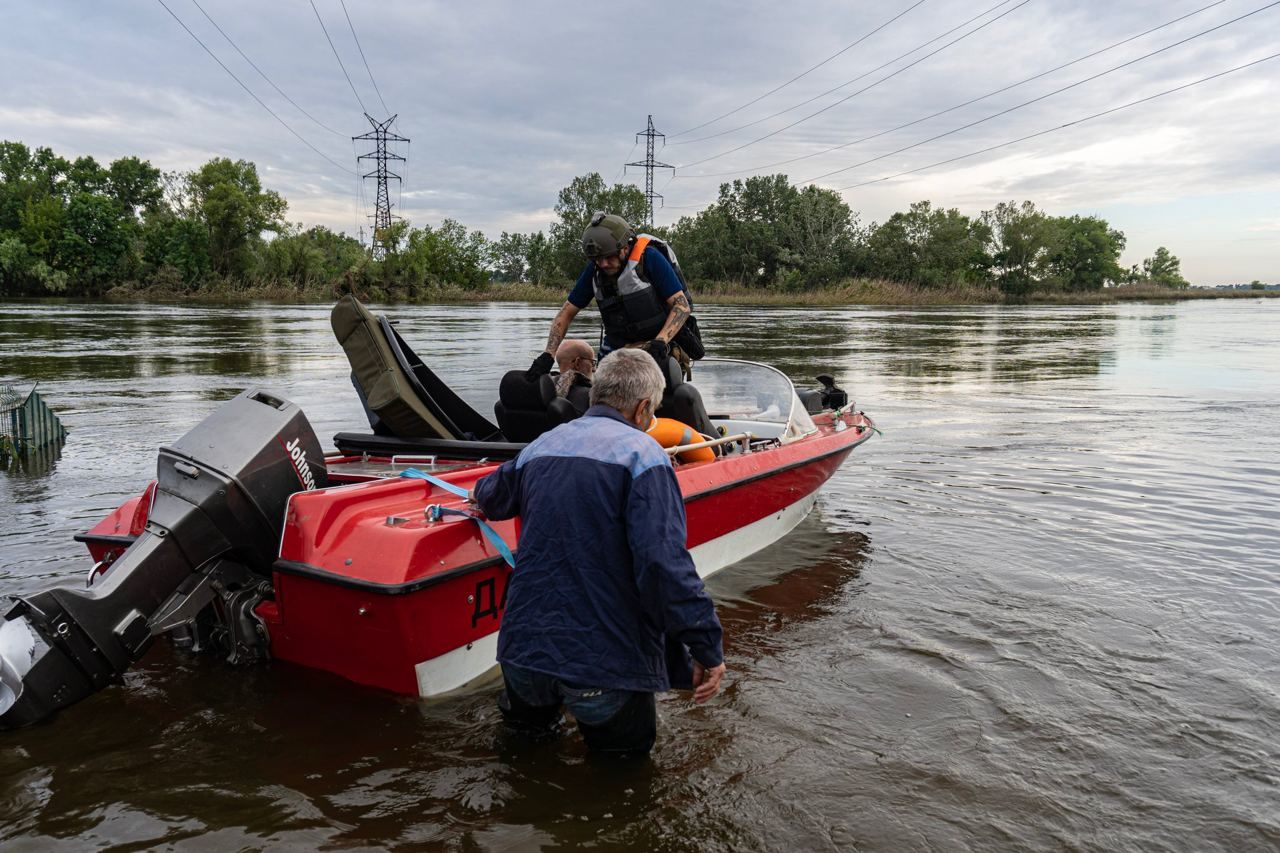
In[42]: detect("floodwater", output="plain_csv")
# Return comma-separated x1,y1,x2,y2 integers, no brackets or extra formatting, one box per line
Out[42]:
1,298,1278,852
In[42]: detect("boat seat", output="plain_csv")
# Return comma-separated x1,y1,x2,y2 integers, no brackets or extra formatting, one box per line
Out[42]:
494,371,558,443
331,295,502,441
638,350,715,446
495,365,605,442
658,382,718,450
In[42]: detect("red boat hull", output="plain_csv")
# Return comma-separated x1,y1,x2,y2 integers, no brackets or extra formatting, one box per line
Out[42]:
262,413,873,697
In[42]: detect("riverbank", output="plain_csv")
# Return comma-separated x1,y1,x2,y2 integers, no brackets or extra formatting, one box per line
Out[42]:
87,277,1279,307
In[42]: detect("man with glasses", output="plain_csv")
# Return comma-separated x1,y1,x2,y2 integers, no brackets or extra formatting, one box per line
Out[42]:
526,212,697,382
552,338,594,412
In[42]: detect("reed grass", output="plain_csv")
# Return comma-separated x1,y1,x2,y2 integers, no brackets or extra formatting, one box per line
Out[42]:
102,276,1276,307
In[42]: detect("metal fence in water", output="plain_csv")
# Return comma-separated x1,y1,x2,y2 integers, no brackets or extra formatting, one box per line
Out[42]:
0,384,67,461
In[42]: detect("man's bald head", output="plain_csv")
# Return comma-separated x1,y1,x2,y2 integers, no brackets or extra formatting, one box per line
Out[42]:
555,339,595,375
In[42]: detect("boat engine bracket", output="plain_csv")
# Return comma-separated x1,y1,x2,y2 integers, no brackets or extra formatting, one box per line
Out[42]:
151,559,272,666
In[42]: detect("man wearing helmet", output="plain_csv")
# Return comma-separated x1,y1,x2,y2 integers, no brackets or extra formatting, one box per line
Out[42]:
526,212,696,380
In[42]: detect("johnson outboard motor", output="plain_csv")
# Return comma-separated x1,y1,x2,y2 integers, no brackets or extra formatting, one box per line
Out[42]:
0,389,326,729
798,374,849,415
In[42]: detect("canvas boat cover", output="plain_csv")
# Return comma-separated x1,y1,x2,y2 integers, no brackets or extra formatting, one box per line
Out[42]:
330,296,500,441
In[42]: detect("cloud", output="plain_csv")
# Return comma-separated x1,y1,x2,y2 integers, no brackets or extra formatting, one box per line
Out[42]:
2,0,1277,282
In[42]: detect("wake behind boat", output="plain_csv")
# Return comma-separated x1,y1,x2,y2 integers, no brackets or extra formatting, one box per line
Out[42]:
0,298,874,727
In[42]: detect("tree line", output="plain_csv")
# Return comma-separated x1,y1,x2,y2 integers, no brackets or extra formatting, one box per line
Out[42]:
1,141,1190,299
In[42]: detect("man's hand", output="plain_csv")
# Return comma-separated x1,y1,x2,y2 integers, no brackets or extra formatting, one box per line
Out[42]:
691,660,726,704
525,352,554,381
643,338,670,368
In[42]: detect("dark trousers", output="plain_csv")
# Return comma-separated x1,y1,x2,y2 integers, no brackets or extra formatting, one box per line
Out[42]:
499,663,657,756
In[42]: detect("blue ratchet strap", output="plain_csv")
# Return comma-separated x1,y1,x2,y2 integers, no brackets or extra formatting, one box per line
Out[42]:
400,467,470,499
425,505,516,568
401,469,515,568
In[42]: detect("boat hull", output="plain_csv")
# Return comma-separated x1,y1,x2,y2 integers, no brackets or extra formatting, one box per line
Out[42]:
264,417,868,698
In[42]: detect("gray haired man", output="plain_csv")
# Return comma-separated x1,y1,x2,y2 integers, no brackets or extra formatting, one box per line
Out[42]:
473,348,725,756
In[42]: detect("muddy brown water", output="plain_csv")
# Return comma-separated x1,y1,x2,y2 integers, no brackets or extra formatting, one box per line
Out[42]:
1,299,1278,851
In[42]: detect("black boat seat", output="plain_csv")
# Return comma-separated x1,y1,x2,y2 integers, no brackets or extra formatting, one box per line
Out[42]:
644,352,717,447
493,369,598,442
657,383,718,449
494,371,558,443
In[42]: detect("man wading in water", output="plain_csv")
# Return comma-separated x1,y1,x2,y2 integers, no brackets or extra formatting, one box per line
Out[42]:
472,348,725,756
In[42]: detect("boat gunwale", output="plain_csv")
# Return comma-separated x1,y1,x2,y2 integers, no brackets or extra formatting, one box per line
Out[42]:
271,422,872,596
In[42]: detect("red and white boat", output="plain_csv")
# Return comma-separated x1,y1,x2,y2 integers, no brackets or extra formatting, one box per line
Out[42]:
0,299,873,727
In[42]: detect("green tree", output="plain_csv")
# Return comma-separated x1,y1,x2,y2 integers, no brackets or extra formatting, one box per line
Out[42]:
491,231,528,282
270,225,365,285
0,235,68,294
186,158,286,275
777,185,863,288
57,192,128,291
716,175,799,284
668,205,736,281
863,201,990,287
106,156,163,218
523,231,556,285
1141,246,1189,289
1047,215,1126,291
548,173,648,280
17,194,64,261
981,200,1057,295
382,219,491,292
141,210,211,285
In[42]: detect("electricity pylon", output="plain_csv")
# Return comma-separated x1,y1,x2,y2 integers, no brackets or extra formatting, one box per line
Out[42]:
626,115,674,227
354,113,409,259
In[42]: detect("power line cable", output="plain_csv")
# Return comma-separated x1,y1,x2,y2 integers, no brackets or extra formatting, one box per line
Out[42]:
309,0,368,114
187,0,347,137
834,49,1280,192
667,0,930,139
352,144,362,240
615,140,640,182
339,0,391,117
670,0,1015,146
396,139,410,220
683,0,1228,179
353,137,369,242
801,0,1280,185
154,0,354,176
673,0,1035,169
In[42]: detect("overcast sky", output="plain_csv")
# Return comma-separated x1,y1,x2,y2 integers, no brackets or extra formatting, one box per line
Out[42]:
3,0,1277,284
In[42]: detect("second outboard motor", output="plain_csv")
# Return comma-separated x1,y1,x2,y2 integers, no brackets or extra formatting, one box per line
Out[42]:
0,389,326,729
799,374,849,415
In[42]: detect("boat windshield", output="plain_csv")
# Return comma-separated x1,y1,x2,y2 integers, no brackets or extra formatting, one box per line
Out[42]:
692,359,817,443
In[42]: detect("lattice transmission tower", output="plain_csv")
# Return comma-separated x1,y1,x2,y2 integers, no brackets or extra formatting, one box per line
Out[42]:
626,115,674,226
354,113,409,259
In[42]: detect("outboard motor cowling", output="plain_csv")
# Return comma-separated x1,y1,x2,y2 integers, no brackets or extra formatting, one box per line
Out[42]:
0,389,325,729
799,374,849,415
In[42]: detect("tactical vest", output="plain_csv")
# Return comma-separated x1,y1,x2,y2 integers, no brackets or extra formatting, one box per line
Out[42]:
592,235,680,345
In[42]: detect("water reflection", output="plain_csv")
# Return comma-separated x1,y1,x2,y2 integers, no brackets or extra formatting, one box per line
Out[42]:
702,306,1122,389
0,307,304,382
3,298,1280,851
0,440,64,479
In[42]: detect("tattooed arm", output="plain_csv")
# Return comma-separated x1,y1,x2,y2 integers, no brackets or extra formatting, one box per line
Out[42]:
544,302,581,356
656,292,692,345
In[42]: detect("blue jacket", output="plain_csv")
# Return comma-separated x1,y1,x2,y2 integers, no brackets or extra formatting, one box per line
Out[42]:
474,405,723,693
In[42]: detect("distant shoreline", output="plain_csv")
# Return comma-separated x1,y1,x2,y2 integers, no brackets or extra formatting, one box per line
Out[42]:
5,280,1277,308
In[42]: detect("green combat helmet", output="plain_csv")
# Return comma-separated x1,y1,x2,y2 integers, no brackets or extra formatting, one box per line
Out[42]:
581,212,635,259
